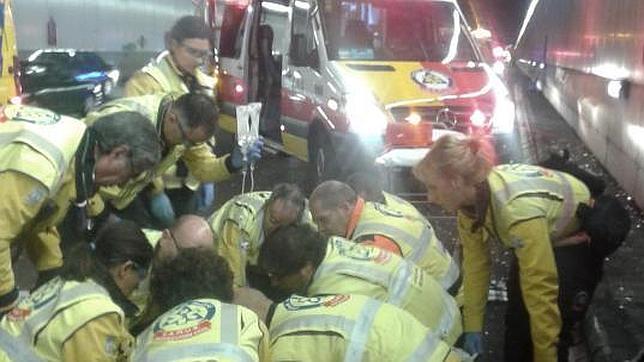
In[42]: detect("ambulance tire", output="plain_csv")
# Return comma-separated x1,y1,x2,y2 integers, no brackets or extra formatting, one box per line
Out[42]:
308,127,337,188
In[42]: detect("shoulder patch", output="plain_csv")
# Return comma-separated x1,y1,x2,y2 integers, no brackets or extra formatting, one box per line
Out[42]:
24,186,48,206
283,295,350,311
4,105,61,125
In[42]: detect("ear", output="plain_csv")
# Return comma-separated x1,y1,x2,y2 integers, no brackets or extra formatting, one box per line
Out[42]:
110,144,131,159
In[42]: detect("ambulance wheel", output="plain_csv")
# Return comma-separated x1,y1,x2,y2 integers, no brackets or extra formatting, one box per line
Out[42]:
308,127,337,189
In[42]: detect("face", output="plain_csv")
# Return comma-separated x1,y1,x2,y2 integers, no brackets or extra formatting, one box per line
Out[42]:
164,111,212,148
111,261,147,297
420,166,473,212
169,37,211,75
267,264,314,294
94,145,133,186
263,200,300,236
310,200,351,238
154,229,181,263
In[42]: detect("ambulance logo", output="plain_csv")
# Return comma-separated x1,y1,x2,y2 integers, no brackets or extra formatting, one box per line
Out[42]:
153,300,216,341
411,69,451,90
283,295,350,311
3,104,61,125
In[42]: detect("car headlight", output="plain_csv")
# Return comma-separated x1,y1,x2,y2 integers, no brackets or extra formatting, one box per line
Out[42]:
344,93,390,138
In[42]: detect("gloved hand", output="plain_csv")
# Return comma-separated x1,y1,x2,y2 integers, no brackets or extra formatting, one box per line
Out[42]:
231,138,264,169
148,192,176,228
463,332,483,356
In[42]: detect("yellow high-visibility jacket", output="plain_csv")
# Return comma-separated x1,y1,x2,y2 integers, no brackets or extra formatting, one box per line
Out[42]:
132,298,269,362
84,94,231,210
269,294,463,361
460,164,590,362
307,237,462,344
0,277,132,362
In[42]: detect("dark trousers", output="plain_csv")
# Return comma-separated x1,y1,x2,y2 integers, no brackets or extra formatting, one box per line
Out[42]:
504,245,602,362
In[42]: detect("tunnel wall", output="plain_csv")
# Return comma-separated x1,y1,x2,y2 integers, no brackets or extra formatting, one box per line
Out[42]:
13,0,196,82
515,0,644,208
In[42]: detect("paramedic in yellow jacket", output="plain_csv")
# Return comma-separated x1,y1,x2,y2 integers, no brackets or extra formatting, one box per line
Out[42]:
413,134,591,362
132,248,270,361
1,220,153,361
84,93,254,227
124,15,230,220
309,180,460,293
259,224,462,344
268,294,465,361
0,105,160,314
209,183,311,287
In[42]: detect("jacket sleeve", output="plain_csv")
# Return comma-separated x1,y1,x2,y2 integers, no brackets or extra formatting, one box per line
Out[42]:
358,235,403,256
123,71,163,97
62,312,133,362
0,172,49,303
457,212,491,332
181,143,234,182
217,220,247,287
509,218,561,362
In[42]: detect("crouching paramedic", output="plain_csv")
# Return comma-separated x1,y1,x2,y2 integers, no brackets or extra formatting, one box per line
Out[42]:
259,224,462,344
0,105,160,314
413,134,596,361
309,180,460,294
84,93,261,228
0,220,153,361
209,183,311,287
132,248,269,361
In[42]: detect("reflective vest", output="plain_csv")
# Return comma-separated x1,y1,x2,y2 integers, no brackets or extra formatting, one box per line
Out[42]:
270,294,455,361
0,105,85,193
132,298,264,362
382,191,423,219
0,277,124,361
84,94,197,209
138,51,215,191
0,328,42,362
352,201,460,291
308,237,462,344
485,164,590,245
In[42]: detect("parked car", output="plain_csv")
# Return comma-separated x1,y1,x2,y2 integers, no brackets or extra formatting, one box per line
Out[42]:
20,49,119,116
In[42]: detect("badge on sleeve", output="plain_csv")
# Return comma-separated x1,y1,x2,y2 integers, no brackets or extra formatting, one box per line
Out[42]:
25,186,48,206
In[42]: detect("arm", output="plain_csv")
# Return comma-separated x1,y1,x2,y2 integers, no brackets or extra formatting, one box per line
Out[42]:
457,212,491,333
0,172,48,311
182,143,234,182
123,72,163,97
217,220,248,287
509,218,561,362
62,313,133,362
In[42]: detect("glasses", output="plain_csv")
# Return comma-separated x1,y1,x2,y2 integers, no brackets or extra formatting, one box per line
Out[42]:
176,118,197,148
181,43,212,60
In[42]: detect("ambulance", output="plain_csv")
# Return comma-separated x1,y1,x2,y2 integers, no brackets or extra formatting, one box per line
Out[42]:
0,0,20,105
207,0,515,184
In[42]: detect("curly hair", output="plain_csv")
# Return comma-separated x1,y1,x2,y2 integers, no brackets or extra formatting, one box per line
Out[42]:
149,248,234,314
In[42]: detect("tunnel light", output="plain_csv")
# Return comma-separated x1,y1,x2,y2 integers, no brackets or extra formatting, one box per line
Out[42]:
539,63,545,70
470,109,487,127
607,79,629,99
492,61,505,76
235,84,245,94
405,112,422,125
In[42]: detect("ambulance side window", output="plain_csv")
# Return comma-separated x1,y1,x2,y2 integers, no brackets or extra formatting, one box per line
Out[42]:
290,4,319,69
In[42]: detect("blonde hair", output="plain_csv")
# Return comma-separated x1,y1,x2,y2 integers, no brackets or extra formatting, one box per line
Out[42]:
413,133,496,186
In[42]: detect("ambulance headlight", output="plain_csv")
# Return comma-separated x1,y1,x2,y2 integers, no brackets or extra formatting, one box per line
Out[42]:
345,94,389,138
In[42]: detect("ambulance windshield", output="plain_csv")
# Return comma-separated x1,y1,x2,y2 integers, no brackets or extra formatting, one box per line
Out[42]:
321,0,477,63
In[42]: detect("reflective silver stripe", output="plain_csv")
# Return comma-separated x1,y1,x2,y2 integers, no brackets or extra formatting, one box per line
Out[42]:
387,263,413,306
0,328,42,362
344,298,381,362
406,332,441,361
552,172,575,239
436,298,459,339
271,315,355,339
0,130,66,176
440,259,461,290
20,282,108,342
354,223,421,250
220,303,238,345
406,226,433,264
138,343,254,362
314,262,391,290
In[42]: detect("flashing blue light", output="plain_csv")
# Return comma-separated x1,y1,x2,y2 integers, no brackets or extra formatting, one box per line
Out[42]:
74,71,104,82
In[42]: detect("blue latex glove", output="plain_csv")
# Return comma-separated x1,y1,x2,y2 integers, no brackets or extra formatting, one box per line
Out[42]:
463,332,483,356
148,192,176,228
231,138,264,169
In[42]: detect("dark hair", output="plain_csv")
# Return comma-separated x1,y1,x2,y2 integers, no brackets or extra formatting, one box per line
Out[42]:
577,195,631,258
346,172,385,203
259,224,327,277
149,248,234,314
90,111,161,175
266,183,307,221
61,220,153,282
169,16,212,43
538,149,606,197
174,93,218,135
309,180,357,210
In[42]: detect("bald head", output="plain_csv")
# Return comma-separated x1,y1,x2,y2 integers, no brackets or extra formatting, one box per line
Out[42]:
155,215,214,262
309,181,357,237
